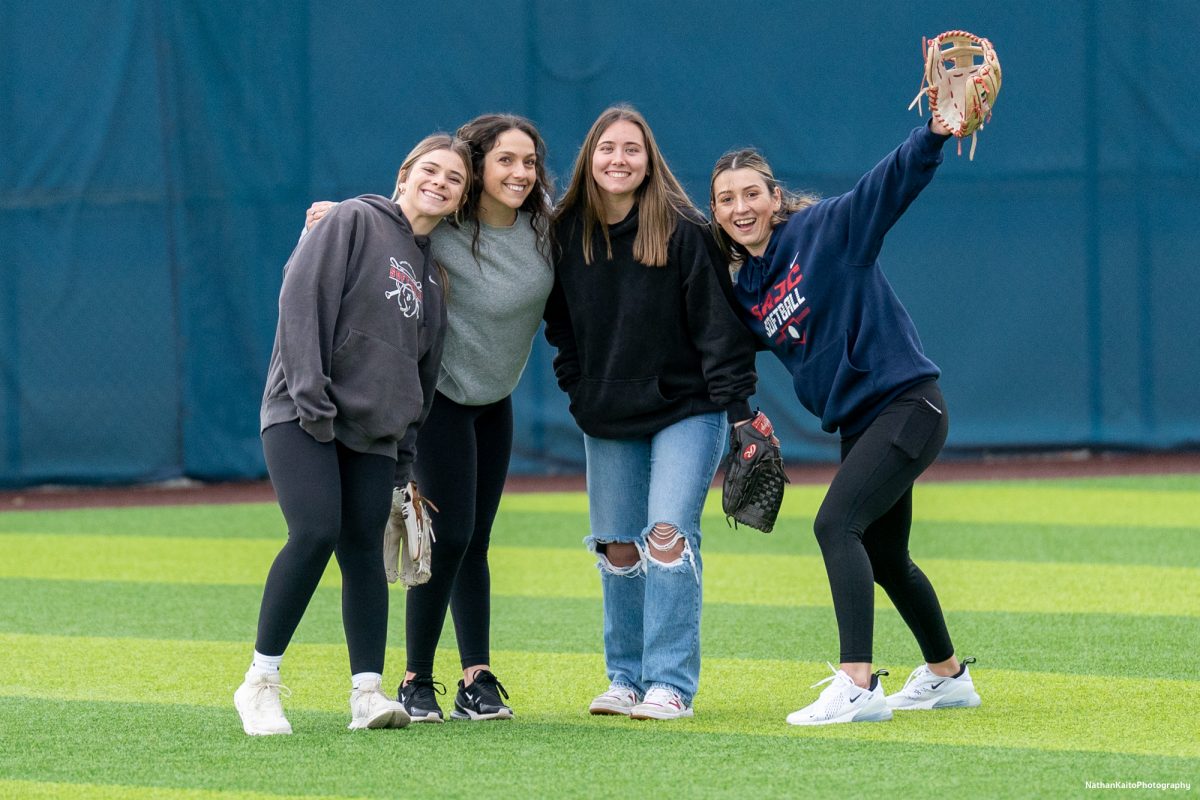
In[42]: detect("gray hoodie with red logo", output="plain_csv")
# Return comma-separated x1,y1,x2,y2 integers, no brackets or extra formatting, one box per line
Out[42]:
260,194,446,480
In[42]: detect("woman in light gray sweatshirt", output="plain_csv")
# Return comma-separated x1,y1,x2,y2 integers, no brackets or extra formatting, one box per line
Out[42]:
234,134,470,737
305,114,554,723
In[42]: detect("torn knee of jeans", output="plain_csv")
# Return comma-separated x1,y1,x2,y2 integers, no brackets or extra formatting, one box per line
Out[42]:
643,523,698,583
587,537,643,576
646,523,685,561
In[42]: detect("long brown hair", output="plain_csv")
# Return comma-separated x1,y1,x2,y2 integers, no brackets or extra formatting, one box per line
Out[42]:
708,148,819,266
452,114,553,261
555,105,696,267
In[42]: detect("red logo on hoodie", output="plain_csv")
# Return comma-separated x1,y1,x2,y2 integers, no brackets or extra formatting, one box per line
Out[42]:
386,257,423,318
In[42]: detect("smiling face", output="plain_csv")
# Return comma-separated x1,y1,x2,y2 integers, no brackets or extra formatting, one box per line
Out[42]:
478,128,538,223
711,167,783,257
397,148,468,231
590,120,648,204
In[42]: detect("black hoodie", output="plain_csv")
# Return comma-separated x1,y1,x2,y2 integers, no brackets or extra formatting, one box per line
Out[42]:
544,204,756,439
260,194,445,478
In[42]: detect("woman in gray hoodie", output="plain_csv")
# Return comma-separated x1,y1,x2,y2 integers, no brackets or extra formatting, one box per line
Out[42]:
233,134,471,736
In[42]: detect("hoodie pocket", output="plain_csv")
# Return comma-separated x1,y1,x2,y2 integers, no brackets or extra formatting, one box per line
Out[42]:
792,333,873,427
571,376,667,422
329,329,423,441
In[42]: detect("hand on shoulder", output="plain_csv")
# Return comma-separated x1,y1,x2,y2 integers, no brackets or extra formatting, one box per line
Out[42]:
305,200,338,231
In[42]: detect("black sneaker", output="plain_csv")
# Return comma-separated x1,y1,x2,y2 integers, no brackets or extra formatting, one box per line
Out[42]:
398,675,446,723
451,670,513,721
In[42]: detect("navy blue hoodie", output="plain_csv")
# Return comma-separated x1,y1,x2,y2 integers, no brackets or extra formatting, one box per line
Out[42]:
731,124,949,436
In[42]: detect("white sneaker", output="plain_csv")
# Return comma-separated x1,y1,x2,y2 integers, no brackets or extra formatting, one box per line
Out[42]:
348,678,411,730
234,670,292,736
630,686,694,721
886,657,982,710
786,664,892,726
588,683,641,716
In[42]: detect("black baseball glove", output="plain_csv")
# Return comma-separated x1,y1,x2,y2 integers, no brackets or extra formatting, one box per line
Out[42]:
722,411,788,533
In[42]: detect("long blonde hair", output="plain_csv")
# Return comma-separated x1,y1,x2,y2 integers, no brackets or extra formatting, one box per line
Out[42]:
709,148,819,265
555,105,696,267
390,133,473,207
389,133,472,294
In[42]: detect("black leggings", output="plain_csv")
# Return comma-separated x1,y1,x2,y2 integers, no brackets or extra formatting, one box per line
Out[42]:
406,392,513,676
813,380,955,664
256,421,395,675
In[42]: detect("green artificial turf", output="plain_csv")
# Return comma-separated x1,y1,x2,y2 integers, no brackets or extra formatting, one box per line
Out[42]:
1,476,1197,798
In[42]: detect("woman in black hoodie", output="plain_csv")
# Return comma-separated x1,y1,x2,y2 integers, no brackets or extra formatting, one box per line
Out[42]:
544,106,759,720
233,134,470,736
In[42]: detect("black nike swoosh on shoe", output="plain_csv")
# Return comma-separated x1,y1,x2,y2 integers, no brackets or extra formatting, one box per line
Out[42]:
849,693,862,702
930,681,945,690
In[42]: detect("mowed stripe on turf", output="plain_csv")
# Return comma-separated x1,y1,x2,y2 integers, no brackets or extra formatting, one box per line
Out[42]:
496,484,1200,529
3,698,1194,800
0,780,364,800
2,480,1195,537
9,506,1200,570
4,575,1195,681
3,534,1197,617
0,634,1196,759
4,578,1195,679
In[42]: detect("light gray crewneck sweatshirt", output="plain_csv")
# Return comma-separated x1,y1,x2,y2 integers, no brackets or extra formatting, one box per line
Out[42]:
429,212,552,405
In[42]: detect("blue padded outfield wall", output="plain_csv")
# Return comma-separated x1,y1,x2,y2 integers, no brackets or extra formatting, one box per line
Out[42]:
2,1,1198,486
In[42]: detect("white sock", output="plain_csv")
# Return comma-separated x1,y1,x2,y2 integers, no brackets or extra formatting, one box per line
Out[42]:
351,672,383,690
250,651,283,675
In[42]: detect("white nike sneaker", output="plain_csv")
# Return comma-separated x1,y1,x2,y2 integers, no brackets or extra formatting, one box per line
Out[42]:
786,664,892,726
234,670,293,736
630,685,694,721
886,657,982,710
588,682,641,716
348,678,411,730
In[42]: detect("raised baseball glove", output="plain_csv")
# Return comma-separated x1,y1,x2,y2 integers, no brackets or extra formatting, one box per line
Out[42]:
383,482,438,587
722,411,788,533
909,30,1001,160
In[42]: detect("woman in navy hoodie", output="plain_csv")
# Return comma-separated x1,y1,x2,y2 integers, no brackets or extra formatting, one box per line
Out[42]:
708,117,981,726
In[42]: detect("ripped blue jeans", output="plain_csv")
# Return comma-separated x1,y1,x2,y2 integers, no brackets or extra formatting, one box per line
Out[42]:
583,412,727,705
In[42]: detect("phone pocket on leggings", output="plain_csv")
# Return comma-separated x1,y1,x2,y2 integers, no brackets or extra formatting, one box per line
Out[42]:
891,398,943,459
